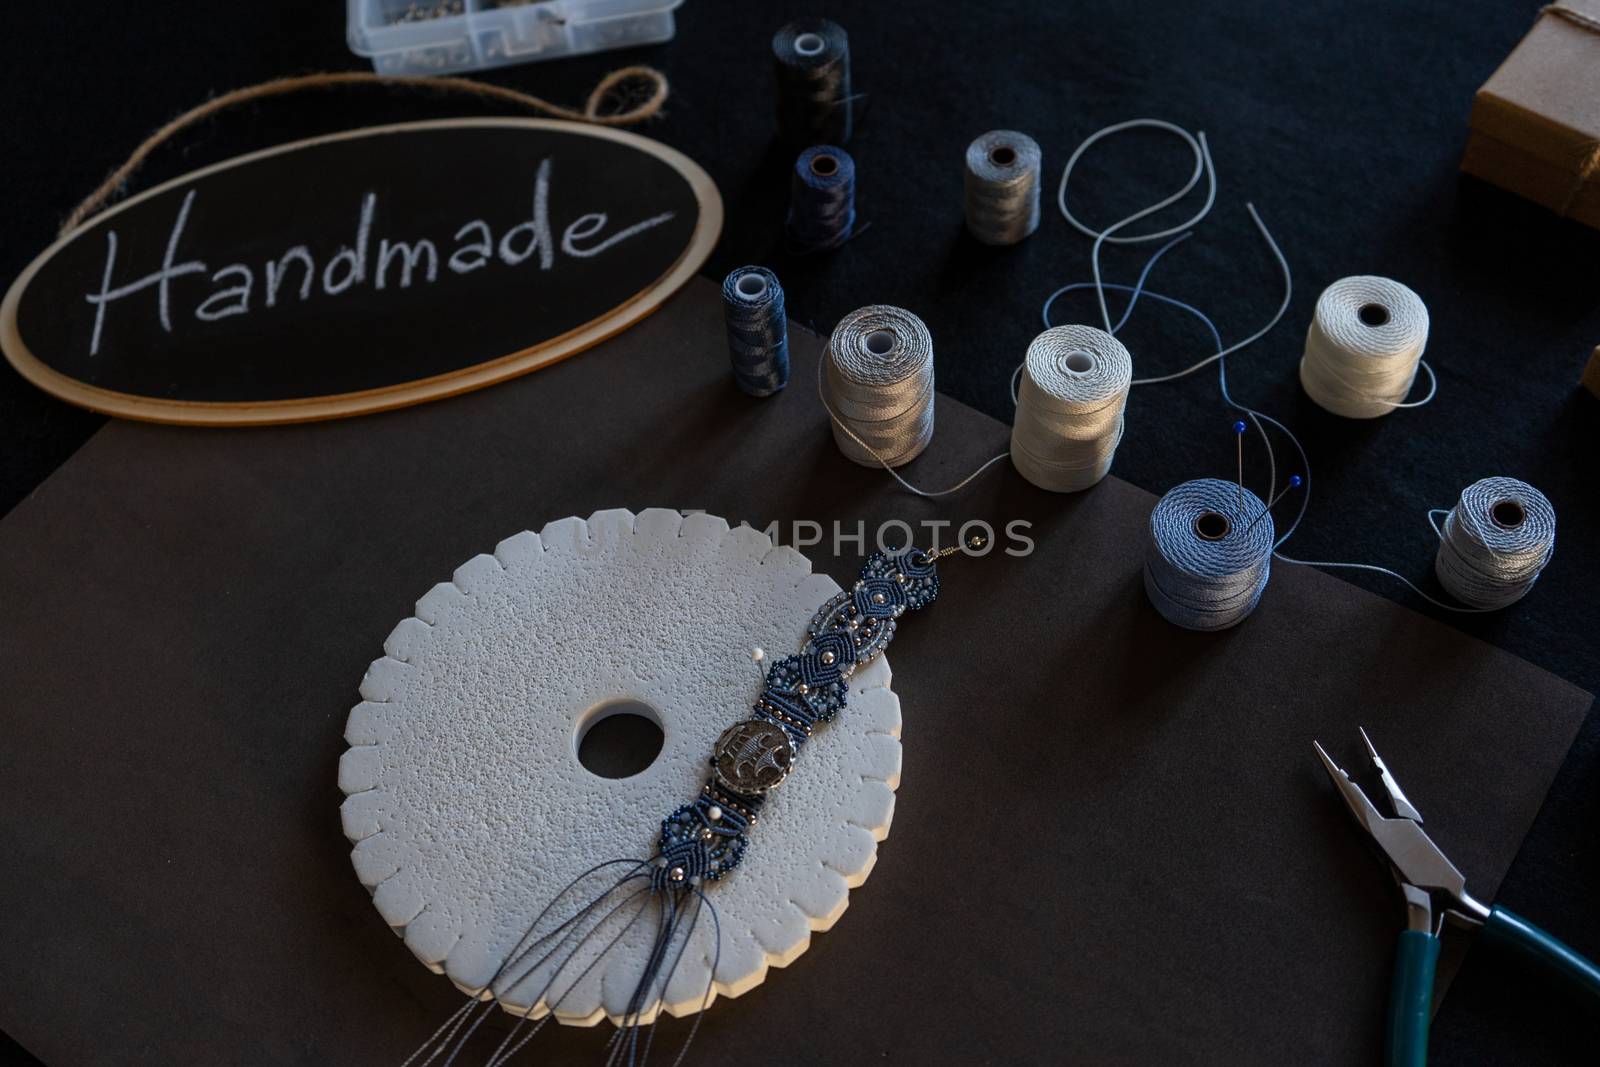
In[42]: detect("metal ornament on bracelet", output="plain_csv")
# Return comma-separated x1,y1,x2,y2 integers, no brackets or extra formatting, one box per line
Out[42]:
655,536,979,892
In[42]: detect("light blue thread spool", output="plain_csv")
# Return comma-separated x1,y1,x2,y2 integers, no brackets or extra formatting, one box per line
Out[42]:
1144,478,1275,631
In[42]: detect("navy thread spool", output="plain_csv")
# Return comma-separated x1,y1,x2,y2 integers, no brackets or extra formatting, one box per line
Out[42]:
1143,478,1275,631
722,266,789,397
771,18,853,147
787,146,857,253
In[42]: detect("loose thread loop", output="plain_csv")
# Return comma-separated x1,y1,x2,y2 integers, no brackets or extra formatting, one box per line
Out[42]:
60,66,670,235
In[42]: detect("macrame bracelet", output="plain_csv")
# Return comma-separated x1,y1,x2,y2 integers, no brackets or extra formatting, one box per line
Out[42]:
652,545,944,890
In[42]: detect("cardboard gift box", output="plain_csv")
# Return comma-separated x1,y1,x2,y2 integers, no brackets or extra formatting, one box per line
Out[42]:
1463,2,1600,228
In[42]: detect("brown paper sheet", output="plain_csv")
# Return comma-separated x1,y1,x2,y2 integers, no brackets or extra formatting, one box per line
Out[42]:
0,278,1590,1064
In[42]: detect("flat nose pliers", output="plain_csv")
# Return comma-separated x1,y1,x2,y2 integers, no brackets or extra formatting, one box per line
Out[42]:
1314,728,1600,1066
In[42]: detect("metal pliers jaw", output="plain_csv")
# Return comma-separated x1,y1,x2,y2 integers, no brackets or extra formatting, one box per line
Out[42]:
1314,728,1491,936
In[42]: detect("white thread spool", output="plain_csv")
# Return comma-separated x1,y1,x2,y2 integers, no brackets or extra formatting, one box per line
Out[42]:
823,305,936,468
1010,325,1132,492
1300,276,1431,418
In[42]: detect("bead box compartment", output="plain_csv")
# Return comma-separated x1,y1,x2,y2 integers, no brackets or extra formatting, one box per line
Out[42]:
347,0,683,76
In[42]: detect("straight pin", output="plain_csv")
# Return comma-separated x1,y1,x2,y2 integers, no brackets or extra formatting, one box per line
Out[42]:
1233,420,1247,511
1242,473,1302,535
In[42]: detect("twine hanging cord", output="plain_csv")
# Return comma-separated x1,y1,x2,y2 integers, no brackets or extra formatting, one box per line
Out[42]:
60,66,669,236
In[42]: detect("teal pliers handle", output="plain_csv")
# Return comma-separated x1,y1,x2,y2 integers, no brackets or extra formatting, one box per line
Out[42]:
1479,905,1600,998
1385,930,1439,1067
1385,907,1600,1067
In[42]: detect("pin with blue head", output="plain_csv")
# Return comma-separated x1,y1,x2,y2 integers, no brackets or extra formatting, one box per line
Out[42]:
1233,420,1248,509
1243,473,1304,534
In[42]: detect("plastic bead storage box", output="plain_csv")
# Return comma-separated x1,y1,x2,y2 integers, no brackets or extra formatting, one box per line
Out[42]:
347,0,684,75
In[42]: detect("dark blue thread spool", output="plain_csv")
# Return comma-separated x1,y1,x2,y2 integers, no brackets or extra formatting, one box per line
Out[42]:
787,146,857,254
722,266,789,396
771,18,853,147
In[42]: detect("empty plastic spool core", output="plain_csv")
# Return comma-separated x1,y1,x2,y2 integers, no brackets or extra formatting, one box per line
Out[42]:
864,330,896,356
736,272,768,300
1194,511,1231,542
988,144,1018,168
793,32,826,56
1358,303,1390,328
810,153,839,178
1059,349,1095,374
1490,499,1526,529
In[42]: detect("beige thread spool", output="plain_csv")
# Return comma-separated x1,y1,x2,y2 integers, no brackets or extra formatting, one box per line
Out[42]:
1011,325,1132,492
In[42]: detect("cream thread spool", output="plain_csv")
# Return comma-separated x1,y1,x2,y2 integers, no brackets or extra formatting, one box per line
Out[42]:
964,130,1042,245
1010,325,1132,492
1300,276,1433,418
823,305,936,468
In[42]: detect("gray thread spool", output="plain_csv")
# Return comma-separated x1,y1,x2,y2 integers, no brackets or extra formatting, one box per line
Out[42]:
963,130,1042,245
1144,478,1275,631
823,305,935,468
1011,325,1132,492
1433,476,1557,609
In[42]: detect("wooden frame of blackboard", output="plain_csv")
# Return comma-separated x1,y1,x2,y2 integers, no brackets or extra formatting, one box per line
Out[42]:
0,118,724,427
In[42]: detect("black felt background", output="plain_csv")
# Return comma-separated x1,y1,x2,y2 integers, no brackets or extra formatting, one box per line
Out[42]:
2,2,1599,1064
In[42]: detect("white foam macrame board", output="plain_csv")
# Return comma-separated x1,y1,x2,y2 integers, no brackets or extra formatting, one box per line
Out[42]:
338,508,902,1024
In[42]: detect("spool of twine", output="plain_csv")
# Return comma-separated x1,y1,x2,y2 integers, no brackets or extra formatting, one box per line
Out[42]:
1433,476,1557,609
963,130,1042,245
1144,478,1276,631
787,145,857,253
823,305,935,468
1300,276,1431,418
722,266,789,397
771,18,854,147
1010,325,1132,492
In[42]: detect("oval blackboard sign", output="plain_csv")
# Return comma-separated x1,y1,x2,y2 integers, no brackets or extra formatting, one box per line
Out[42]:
1,119,721,425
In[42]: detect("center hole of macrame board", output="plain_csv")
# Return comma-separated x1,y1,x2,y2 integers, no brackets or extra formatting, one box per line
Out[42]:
576,699,665,780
